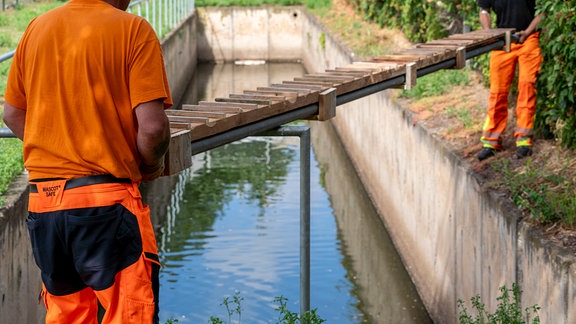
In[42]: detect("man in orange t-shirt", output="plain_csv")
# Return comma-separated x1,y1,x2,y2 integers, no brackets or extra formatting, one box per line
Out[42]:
3,0,172,322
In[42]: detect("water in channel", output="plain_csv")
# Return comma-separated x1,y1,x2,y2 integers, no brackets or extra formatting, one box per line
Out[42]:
154,62,432,323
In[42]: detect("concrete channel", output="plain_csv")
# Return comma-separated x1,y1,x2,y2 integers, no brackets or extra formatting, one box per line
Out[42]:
1,6,575,323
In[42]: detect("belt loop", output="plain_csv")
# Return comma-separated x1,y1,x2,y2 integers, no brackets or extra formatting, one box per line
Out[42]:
127,182,142,199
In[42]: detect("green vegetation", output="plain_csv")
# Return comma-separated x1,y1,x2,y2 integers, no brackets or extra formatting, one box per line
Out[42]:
458,283,540,324
535,1,576,148
499,158,576,227
401,69,469,100
445,105,474,129
0,1,65,94
208,293,325,324
0,137,23,206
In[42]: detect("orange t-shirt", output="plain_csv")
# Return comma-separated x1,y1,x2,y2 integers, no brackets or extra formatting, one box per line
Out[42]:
4,0,172,181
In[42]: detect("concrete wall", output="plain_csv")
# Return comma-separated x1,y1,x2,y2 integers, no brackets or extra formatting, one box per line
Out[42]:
0,172,43,324
0,12,198,323
196,6,303,62
162,11,198,108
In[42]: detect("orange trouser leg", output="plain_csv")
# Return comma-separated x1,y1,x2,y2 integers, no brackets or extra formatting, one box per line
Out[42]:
95,253,160,324
42,286,99,324
481,49,517,150
515,33,542,145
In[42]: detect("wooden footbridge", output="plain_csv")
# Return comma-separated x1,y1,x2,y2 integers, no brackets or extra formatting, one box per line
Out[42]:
165,28,515,176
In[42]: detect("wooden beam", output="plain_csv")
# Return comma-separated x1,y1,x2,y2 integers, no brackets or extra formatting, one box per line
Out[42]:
164,129,192,176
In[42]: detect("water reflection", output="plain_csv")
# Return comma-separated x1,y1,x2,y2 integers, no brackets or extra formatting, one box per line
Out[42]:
311,121,432,323
158,136,361,323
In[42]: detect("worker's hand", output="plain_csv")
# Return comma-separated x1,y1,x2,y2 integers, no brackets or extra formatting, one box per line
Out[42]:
515,30,528,44
140,159,165,182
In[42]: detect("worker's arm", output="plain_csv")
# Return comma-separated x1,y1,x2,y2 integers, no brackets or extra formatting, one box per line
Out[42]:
134,99,170,182
515,14,543,43
2,101,26,141
479,7,492,30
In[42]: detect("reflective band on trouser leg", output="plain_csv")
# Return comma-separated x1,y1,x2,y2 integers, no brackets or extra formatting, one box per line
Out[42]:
27,182,160,324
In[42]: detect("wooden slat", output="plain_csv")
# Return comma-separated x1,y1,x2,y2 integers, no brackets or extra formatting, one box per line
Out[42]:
197,101,262,110
166,109,230,119
164,129,192,176
229,93,286,101
181,104,243,113
256,86,307,93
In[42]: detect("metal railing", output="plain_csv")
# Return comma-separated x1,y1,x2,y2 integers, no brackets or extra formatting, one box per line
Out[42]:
127,0,195,39
1,0,195,137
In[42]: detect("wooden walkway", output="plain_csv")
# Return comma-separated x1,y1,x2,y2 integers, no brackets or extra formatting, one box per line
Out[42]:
163,28,515,175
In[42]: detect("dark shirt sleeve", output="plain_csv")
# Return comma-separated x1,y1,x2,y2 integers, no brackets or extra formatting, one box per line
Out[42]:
477,0,491,9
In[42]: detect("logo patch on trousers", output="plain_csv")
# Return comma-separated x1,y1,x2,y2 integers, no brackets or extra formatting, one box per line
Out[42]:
33,180,66,206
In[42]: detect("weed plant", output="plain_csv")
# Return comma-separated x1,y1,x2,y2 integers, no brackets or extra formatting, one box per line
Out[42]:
499,159,576,227
206,292,325,324
458,283,540,324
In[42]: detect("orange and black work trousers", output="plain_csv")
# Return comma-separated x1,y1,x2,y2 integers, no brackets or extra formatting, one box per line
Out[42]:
481,32,542,150
27,177,160,324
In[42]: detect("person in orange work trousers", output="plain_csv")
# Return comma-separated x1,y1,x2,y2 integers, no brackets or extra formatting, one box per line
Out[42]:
476,0,543,161
2,0,172,321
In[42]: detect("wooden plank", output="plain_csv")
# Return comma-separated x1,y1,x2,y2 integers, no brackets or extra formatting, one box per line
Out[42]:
318,87,336,121
256,86,308,94
303,73,357,80
167,115,218,127
164,129,192,176
283,80,334,87
181,104,243,113
166,109,230,119
420,39,475,46
273,83,325,90
169,122,193,130
229,93,286,101
197,101,262,110
244,89,299,95
215,97,274,105
325,69,370,76
344,62,399,72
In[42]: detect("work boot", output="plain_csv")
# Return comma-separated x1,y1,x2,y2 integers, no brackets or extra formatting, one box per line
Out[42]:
477,147,496,161
516,146,533,159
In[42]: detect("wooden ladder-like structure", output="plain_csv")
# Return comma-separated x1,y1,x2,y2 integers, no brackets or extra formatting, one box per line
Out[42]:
163,28,515,176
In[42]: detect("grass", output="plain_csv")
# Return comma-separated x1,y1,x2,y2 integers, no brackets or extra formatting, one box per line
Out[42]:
401,69,470,100
0,135,23,206
499,158,576,227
